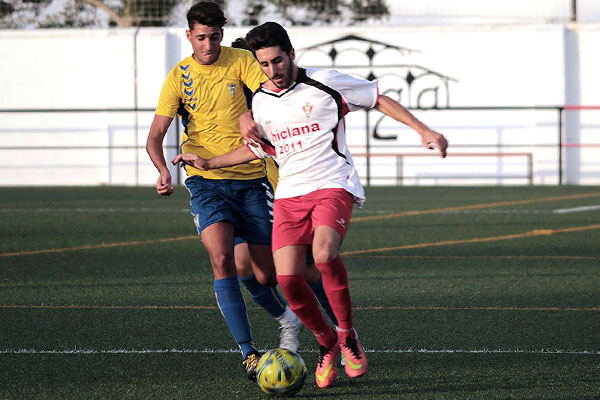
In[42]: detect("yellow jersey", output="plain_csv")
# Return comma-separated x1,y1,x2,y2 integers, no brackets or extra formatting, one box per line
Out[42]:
265,158,279,190
156,46,266,180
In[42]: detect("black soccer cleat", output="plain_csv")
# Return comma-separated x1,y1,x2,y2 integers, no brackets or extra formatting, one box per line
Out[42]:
243,349,261,381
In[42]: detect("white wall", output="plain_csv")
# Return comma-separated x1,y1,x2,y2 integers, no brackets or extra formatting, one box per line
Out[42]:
1,23,599,186
573,25,600,185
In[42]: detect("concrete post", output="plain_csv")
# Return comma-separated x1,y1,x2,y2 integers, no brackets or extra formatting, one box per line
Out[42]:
564,25,580,184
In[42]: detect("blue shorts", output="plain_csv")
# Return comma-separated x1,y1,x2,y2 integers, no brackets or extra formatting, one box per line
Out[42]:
185,175,273,246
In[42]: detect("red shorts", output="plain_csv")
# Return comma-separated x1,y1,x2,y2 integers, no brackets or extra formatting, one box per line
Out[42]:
272,188,355,251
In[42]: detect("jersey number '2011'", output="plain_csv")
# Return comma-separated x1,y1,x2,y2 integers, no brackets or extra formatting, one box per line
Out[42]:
279,141,303,155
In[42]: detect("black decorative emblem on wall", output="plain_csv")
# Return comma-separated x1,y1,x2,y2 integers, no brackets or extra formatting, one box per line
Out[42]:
296,34,457,140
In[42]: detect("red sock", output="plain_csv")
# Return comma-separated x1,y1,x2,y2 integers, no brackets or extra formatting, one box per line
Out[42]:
277,274,336,348
316,256,354,342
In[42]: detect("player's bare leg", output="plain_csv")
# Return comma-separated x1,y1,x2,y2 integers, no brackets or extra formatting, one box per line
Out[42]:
234,242,254,280
247,243,278,286
201,222,236,278
304,263,321,284
312,226,341,264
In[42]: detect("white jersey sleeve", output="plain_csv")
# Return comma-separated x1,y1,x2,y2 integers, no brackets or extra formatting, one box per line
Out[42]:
245,141,266,159
245,124,275,160
308,68,379,112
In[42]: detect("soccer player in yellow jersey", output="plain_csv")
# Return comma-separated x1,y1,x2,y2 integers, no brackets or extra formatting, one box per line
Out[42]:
146,2,302,381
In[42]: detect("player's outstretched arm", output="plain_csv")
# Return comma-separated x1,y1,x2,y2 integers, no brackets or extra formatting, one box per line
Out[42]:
146,114,175,196
375,95,448,158
239,110,262,147
172,145,258,170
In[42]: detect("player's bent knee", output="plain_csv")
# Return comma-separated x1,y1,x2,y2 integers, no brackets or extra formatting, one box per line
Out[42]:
210,253,236,276
312,250,338,265
235,255,253,277
236,264,253,279
254,271,277,287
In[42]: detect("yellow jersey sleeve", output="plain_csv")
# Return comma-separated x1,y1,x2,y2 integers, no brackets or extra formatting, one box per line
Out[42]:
155,66,180,119
239,49,265,93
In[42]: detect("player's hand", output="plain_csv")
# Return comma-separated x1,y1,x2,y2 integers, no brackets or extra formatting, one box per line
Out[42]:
239,110,261,147
156,170,174,196
420,129,448,158
172,153,210,170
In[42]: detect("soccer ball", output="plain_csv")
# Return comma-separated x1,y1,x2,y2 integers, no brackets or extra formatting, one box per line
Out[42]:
256,348,307,397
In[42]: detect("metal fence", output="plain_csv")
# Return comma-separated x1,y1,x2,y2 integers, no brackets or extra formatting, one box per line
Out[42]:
1,105,596,187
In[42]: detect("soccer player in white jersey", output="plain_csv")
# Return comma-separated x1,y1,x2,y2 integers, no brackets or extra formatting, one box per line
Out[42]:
173,22,448,389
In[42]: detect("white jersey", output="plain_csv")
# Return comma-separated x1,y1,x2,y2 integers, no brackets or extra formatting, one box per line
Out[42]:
247,67,379,205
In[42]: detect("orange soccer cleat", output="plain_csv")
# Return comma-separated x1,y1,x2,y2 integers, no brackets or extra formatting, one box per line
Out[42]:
315,336,340,388
340,333,368,378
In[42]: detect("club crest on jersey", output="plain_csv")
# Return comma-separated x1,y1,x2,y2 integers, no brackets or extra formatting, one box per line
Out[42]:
227,83,237,98
302,102,313,118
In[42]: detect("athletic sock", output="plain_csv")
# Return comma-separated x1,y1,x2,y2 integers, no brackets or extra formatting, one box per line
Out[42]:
240,274,287,318
214,276,255,358
309,277,339,326
277,274,336,348
316,256,354,343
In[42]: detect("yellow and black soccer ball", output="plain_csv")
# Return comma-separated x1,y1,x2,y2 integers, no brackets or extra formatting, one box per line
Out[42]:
256,348,307,397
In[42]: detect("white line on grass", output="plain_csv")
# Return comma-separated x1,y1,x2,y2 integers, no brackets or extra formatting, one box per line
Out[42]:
443,210,551,214
553,205,600,214
0,206,596,215
365,209,553,215
2,348,598,355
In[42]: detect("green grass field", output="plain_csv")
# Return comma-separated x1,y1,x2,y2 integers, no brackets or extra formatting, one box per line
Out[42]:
1,186,599,400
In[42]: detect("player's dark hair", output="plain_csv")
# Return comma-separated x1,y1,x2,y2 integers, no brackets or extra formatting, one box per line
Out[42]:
231,37,250,51
245,22,293,55
186,1,227,31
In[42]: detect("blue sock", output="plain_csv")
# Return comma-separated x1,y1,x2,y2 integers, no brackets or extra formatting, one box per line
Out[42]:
310,277,339,326
214,276,255,358
240,274,287,319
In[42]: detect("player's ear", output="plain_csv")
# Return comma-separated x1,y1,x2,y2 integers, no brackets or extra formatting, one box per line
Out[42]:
290,48,295,62
186,29,192,42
